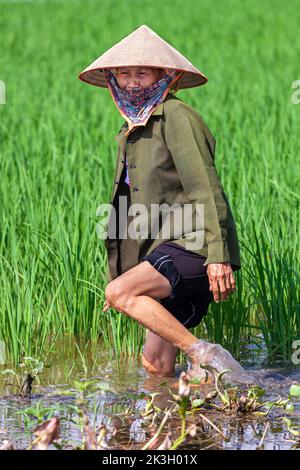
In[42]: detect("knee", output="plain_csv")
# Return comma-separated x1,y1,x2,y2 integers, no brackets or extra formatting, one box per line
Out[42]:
105,281,132,312
142,353,175,377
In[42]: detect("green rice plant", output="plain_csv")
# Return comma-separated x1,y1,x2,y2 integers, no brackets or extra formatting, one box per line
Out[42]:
195,269,250,357
242,225,300,363
0,0,299,363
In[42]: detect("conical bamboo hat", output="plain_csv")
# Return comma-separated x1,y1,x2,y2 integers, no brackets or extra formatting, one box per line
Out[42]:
78,25,208,90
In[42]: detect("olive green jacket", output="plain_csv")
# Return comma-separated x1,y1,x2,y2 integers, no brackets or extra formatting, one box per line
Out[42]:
104,93,241,282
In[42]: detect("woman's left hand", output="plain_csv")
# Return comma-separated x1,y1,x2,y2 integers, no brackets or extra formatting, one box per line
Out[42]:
207,263,236,303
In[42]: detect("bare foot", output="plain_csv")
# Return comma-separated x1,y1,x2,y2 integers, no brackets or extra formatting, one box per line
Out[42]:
186,340,257,385
185,364,214,384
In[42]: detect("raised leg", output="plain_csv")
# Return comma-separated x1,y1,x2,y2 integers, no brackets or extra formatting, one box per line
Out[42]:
103,260,197,354
103,260,255,384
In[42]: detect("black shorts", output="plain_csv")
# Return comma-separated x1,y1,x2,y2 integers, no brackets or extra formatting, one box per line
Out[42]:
141,241,239,329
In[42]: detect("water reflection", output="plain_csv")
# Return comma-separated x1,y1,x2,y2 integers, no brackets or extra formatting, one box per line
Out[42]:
0,339,299,450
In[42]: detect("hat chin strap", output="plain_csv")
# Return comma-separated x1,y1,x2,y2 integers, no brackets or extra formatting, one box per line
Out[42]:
164,68,178,77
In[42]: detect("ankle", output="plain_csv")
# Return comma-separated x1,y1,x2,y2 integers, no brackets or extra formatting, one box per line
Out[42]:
185,339,210,361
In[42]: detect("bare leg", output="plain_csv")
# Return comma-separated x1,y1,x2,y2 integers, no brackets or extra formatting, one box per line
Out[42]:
104,261,197,353
104,261,256,384
142,329,178,377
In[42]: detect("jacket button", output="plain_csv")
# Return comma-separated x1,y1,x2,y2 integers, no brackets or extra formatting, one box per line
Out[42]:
133,187,139,192
121,159,125,163
115,181,119,185
127,139,134,144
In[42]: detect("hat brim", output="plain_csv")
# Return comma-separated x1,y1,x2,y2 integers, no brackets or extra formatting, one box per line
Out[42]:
78,66,207,90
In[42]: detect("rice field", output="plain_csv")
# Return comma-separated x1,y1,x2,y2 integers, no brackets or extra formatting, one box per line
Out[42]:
0,0,299,369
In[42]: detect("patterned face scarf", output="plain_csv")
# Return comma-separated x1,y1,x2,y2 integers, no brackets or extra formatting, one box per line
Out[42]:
105,68,183,136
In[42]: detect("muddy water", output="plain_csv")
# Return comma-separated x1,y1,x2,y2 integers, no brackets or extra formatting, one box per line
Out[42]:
0,340,300,450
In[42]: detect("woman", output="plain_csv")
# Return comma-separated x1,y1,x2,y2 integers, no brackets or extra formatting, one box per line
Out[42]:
79,25,255,384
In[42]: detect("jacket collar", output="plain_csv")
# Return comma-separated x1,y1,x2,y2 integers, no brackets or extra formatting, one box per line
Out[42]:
150,101,164,116
114,101,164,154
115,101,165,142
114,94,179,154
